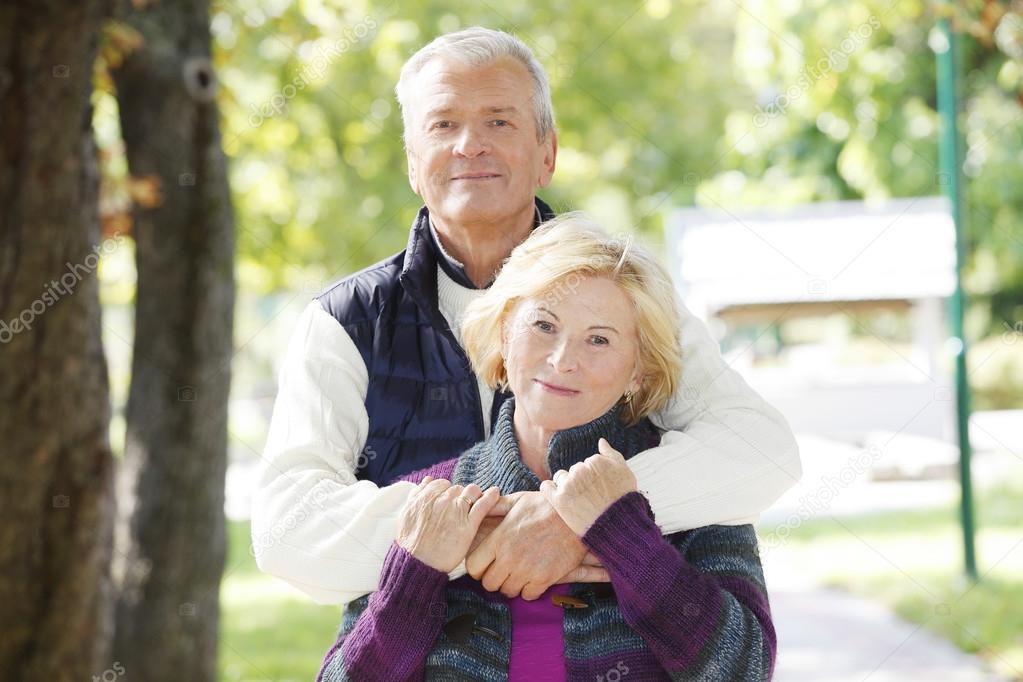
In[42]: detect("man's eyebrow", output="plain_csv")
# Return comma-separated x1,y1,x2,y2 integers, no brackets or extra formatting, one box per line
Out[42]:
425,105,520,118
424,106,455,118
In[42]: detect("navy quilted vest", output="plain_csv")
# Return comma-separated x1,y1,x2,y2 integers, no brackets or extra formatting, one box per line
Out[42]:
315,197,556,484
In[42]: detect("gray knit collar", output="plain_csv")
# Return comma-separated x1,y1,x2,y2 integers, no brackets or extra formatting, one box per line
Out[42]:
453,396,647,494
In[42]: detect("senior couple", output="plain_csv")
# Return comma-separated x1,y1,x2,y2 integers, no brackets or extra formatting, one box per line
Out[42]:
252,26,801,681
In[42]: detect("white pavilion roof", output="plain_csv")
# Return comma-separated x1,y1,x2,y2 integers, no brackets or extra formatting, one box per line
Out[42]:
666,197,957,315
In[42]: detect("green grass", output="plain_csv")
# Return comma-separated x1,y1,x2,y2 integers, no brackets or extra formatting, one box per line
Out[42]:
219,520,341,681
760,481,1023,680
867,574,1023,679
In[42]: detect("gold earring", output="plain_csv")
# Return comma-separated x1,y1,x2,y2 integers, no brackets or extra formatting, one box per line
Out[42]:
622,391,634,404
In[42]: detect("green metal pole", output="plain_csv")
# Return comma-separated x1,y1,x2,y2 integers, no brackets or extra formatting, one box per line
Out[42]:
935,10,978,582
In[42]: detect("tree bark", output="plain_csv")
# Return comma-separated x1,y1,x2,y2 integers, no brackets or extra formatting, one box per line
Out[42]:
110,0,235,679
0,1,116,680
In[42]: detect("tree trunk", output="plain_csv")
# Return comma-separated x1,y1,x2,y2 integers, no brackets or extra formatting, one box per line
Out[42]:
110,0,235,678
0,1,116,680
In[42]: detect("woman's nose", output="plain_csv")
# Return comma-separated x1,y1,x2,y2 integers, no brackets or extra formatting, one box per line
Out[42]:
548,341,578,373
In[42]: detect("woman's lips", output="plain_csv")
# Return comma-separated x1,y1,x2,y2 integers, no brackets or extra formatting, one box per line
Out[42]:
535,379,579,396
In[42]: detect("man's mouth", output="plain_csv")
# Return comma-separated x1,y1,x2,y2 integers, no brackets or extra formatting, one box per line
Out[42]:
450,172,501,181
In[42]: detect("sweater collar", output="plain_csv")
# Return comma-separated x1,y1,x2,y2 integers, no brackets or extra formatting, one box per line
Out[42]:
462,396,633,494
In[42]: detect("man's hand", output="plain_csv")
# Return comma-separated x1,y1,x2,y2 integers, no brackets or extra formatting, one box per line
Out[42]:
467,516,501,557
465,490,609,600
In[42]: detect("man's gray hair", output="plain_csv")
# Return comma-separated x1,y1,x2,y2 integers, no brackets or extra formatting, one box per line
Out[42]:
395,27,556,146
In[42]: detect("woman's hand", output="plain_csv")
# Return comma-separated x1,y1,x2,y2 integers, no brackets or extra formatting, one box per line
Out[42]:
539,438,638,536
396,476,502,573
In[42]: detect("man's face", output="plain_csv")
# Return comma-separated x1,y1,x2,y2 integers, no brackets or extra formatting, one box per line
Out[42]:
404,55,557,228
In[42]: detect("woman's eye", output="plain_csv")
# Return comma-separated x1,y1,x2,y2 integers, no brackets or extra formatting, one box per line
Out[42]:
534,320,554,332
590,335,609,346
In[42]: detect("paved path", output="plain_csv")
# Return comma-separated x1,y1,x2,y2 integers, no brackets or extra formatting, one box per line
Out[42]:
767,577,1009,681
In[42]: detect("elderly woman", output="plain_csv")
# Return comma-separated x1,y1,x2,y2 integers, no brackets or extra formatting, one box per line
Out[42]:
317,213,775,681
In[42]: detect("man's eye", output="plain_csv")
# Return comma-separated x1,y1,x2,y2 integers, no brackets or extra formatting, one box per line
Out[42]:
491,119,509,127
431,121,453,130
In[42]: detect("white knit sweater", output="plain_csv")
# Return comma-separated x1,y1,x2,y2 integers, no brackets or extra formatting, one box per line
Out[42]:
251,266,801,604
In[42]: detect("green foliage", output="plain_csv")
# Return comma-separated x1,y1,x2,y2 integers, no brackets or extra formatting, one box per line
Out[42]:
209,1,1023,326
969,333,1023,409
211,0,745,292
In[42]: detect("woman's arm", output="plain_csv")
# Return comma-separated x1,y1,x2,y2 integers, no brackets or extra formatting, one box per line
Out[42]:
582,492,775,680
317,541,448,682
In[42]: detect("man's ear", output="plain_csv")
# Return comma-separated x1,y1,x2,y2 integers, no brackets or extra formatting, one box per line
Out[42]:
537,129,558,189
406,148,421,196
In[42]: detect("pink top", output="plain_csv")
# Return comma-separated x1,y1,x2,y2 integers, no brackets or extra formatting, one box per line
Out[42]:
507,583,571,681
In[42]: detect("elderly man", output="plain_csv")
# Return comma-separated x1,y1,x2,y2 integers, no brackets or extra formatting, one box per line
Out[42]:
251,27,801,605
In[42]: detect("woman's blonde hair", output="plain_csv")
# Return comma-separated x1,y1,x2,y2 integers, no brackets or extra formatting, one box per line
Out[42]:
460,212,683,425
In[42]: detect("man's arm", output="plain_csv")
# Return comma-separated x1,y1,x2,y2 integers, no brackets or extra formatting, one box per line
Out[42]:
251,300,460,604
628,300,801,532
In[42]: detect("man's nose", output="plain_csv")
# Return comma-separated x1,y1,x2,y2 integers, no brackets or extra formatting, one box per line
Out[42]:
453,124,489,157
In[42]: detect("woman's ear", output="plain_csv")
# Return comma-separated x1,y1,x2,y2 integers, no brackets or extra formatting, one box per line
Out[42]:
500,302,522,362
627,364,644,397
499,318,509,360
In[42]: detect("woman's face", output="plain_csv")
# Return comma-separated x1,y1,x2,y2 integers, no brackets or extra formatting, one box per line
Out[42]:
502,276,643,433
